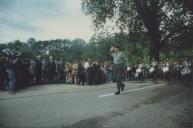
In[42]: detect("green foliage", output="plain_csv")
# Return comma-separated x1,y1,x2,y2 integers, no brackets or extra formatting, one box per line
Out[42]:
0,30,192,64
0,0,192,64
0,38,87,63
81,0,193,61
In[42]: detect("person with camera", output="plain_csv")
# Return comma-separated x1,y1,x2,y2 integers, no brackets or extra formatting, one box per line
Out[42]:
5,50,21,94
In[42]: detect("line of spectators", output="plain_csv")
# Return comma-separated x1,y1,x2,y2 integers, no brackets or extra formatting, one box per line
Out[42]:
0,49,192,94
57,58,192,87
65,61,113,85
125,59,192,86
0,49,66,94
0,49,114,94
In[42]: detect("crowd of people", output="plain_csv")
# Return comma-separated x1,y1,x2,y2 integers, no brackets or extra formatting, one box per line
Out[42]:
125,59,192,86
0,49,192,94
0,49,114,94
0,49,67,94
65,61,113,85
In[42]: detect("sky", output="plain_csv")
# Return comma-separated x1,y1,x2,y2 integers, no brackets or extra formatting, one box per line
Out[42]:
0,0,94,43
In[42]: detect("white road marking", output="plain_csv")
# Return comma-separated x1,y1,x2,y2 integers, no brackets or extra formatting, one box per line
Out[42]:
98,84,165,98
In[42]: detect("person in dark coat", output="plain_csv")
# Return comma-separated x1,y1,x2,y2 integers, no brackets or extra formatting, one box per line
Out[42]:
58,59,65,81
93,63,102,85
13,54,24,90
48,56,55,81
92,62,98,85
0,53,6,90
77,63,86,85
86,63,93,85
34,57,42,85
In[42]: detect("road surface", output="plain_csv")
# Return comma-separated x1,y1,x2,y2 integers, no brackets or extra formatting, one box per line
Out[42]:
0,81,192,128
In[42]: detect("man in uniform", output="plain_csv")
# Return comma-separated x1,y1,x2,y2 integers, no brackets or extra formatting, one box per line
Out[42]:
110,45,128,95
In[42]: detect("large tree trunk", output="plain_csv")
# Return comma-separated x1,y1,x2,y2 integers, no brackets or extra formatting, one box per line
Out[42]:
149,29,161,62
134,0,161,62
149,39,160,62
147,24,161,62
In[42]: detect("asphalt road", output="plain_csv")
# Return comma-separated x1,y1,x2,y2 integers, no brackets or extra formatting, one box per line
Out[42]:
0,81,192,128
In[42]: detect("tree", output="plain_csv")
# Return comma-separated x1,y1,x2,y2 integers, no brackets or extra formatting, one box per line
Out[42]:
67,38,87,61
176,0,193,13
82,0,193,61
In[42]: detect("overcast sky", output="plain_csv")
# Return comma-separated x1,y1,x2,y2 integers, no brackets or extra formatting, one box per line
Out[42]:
0,0,94,43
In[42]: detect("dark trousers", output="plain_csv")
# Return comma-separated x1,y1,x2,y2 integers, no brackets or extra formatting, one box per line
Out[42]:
35,72,42,85
152,70,158,84
78,74,85,85
115,64,124,91
0,70,6,90
48,70,54,80
138,72,144,82
42,70,47,81
87,74,93,85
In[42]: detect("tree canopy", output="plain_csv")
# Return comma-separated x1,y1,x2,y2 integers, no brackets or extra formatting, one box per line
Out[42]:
81,0,193,61
0,0,192,64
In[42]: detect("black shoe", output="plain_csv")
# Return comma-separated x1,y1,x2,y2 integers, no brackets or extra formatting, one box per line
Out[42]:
115,91,120,95
121,84,125,92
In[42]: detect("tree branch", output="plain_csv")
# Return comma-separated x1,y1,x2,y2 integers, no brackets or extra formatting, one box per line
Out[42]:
161,25,193,46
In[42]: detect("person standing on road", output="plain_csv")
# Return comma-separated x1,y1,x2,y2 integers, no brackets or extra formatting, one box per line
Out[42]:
110,45,128,95
0,53,6,91
77,62,86,85
34,57,42,85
